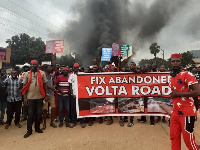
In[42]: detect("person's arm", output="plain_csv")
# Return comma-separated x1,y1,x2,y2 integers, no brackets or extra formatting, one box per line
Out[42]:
93,57,104,72
171,83,200,98
56,83,64,95
69,83,75,98
68,75,75,98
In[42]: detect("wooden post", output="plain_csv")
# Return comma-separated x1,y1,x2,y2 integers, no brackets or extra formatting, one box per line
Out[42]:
53,53,56,72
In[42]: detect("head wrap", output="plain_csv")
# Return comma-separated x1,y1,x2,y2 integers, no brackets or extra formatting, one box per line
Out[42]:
62,67,69,71
73,63,80,67
30,60,39,65
170,53,182,59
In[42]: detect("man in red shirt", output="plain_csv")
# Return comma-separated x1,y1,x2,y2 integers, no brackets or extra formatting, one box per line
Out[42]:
170,53,200,150
56,67,70,127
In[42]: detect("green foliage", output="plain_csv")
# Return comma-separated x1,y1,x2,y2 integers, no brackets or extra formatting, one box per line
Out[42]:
149,43,160,59
181,51,194,67
138,57,170,69
6,33,52,67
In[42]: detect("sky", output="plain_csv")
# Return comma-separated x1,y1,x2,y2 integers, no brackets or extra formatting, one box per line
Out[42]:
0,0,200,64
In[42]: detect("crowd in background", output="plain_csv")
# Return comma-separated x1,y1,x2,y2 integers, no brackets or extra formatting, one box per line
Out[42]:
0,58,200,138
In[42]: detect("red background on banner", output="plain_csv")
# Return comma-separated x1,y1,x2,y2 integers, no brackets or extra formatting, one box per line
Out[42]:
78,73,171,98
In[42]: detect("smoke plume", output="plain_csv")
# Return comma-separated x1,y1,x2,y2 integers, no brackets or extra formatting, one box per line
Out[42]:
63,0,189,66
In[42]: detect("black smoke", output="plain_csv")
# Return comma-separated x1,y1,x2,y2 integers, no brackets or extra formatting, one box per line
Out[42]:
63,0,188,66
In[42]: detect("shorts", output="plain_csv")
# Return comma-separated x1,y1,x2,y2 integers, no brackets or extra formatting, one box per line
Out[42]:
43,97,56,110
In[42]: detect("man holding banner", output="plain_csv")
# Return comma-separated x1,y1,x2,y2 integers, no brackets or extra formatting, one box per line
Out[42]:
169,53,199,150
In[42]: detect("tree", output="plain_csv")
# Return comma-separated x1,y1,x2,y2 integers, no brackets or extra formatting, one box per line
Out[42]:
181,51,194,67
138,57,170,69
149,43,160,59
6,33,52,67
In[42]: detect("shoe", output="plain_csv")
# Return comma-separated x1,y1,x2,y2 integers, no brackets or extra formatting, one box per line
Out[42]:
99,118,103,124
107,119,113,125
5,124,10,129
59,122,63,128
42,125,46,130
50,123,57,128
150,121,155,126
35,129,43,133
137,119,146,123
162,119,167,123
69,123,77,128
65,122,70,127
127,122,134,127
119,120,124,127
24,132,32,138
15,123,22,128
88,121,93,126
54,119,59,122
81,123,86,128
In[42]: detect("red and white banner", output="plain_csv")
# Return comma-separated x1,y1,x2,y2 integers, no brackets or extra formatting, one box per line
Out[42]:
77,72,172,118
78,73,171,98
46,40,64,53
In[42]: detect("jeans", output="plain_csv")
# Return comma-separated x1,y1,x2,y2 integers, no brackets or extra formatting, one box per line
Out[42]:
7,101,22,125
27,99,43,132
0,101,7,123
130,116,134,123
71,97,84,124
58,95,70,123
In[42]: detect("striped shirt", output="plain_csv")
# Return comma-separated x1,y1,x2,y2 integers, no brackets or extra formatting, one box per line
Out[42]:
6,78,23,102
56,75,70,96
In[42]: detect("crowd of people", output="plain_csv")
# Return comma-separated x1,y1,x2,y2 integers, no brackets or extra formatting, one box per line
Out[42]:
0,54,200,149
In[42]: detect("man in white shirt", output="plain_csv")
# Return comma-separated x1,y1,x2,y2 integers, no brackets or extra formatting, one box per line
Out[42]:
68,63,86,128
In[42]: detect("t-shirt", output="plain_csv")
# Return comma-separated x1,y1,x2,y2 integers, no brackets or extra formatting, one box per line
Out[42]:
23,70,47,99
169,70,198,116
56,75,70,96
68,72,77,96
47,74,54,97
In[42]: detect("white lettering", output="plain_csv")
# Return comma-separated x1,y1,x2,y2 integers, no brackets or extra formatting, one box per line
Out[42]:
132,86,140,95
86,86,95,96
118,86,127,95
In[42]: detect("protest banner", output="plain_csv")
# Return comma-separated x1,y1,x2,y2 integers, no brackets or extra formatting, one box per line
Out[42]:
112,43,120,56
121,45,133,61
0,48,11,63
46,40,64,53
120,44,129,59
76,72,172,118
101,48,112,62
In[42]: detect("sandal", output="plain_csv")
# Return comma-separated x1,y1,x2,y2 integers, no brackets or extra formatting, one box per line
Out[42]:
16,123,22,128
50,123,57,128
42,125,46,130
5,124,10,129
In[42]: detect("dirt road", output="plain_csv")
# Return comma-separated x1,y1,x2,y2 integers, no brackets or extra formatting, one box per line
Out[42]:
0,115,200,150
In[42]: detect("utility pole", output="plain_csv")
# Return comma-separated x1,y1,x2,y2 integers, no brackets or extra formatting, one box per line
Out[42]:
161,49,164,65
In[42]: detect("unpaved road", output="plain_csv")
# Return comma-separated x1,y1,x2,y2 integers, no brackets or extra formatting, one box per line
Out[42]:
0,115,200,150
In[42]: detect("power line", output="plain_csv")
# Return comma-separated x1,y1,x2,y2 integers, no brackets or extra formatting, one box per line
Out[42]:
0,22,46,38
0,5,56,34
0,27,18,34
6,0,64,31
0,16,47,37
21,0,49,17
